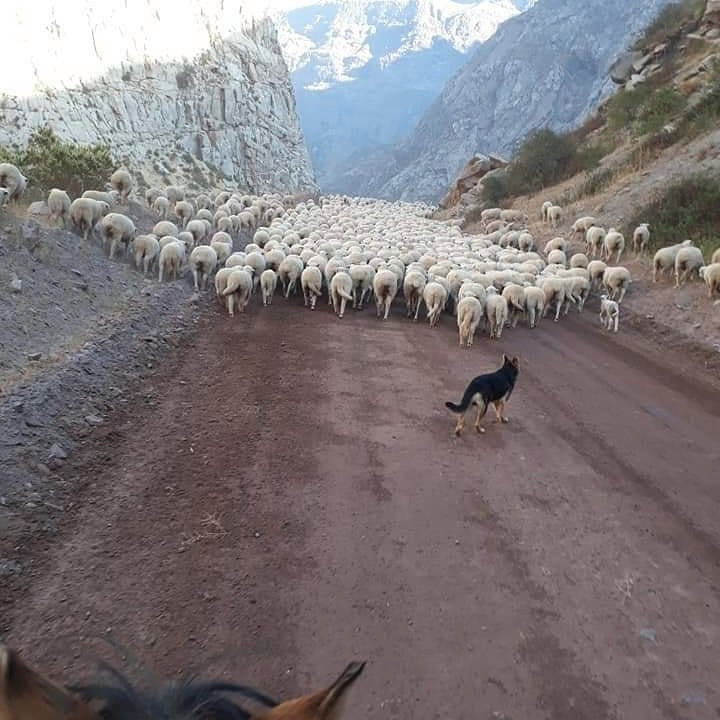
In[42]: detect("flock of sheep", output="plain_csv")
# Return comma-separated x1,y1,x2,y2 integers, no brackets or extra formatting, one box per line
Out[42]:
2,160,719,348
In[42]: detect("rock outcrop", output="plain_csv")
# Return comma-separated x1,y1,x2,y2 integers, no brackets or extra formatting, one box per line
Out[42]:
0,3,315,194
333,0,676,202
439,154,508,209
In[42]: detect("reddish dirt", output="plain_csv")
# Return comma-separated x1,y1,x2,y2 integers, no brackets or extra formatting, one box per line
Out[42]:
2,298,720,719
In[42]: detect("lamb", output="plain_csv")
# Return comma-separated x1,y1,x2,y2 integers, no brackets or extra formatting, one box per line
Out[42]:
189,245,218,291
99,212,135,259
571,216,597,234
485,293,509,339
260,268,278,306
501,283,526,328
158,240,185,282
372,268,398,320
278,255,304,298
110,168,132,204
602,266,632,303
403,269,426,321
456,296,483,347
174,200,194,229
152,195,170,219
47,188,71,228
699,263,720,298
0,163,27,203
221,268,253,315
330,271,354,318
570,253,589,269
632,223,650,255
541,200,553,222
301,266,323,310
599,294,619,332
602,229,625,264
423,281,448,328
82,190,119,205
653,239,693,282
547,205,563,229
133,234,160,275
153,220,179,239
523,285,545,328
69,198,109,240
585,226,606,258
674,245,705,286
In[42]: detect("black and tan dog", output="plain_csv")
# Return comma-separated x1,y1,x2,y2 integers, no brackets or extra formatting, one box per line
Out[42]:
445,354,519,436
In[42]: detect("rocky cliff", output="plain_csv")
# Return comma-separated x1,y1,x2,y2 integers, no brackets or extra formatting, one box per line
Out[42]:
0,2,315,193
335,0,676,201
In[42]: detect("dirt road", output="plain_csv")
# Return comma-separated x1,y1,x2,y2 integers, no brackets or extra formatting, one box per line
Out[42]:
3,299,720,720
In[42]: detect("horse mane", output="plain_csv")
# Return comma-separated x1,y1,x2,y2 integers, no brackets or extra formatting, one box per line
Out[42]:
69,662,278,720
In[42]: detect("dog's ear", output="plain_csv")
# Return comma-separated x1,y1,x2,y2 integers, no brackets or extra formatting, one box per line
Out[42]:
502,353,508,363
510,356,519,367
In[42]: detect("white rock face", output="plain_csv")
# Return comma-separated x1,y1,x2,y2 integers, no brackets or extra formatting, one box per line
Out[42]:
0,1,316,193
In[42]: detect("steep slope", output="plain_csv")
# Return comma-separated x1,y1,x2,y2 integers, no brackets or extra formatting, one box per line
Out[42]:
268,0,534,188
337,0,676,201
0,2,315,194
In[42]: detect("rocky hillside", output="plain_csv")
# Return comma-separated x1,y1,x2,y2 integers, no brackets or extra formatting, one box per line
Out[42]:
0,2,315,194
336,0,677,202
268,0,535,189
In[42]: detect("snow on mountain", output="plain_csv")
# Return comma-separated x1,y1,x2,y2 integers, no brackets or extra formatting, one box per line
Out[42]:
264,0,532,189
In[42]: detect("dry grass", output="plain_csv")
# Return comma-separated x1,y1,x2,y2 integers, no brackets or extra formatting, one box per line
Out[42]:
179,512,229,550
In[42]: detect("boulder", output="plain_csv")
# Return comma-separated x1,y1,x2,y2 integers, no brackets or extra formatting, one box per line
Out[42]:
610,51,644,84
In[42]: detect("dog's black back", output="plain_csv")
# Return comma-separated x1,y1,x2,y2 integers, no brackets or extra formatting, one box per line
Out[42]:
445,354,519,413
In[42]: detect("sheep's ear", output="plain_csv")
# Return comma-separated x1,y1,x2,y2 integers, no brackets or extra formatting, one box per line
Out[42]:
0,645,98,720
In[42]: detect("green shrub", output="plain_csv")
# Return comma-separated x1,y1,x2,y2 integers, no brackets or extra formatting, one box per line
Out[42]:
622,173,720,256
481,173,511,206
574,167,617,200
0,126,114,198
606,85,653,131
637,87,685,134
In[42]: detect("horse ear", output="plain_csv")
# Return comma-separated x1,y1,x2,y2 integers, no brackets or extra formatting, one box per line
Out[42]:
0,645,99,720
258,661,365,720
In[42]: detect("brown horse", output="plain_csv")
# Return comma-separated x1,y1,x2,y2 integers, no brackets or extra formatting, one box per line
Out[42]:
0,645,364,720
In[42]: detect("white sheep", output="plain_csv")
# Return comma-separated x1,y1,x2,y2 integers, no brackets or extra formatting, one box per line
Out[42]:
456,296,483,347
602,229,625,264
0,163,27,203
153,220,179,239
174,200,194,229
544,237,568,254
83,189,119,205
349,264,375,310
547,205,563,229
110,168,132,204
222,268,253,315
485,293,509,339
189,245,218,291
501,283,526,328
152,195,170,219
214,267,236,314
47,188,71,228
69,198,109,240
403,269,426,322
599,294,619,332
99,213,136,259
653,239,693,282
674,245,704,287
423,281,447,328
632,223,650,255
602,266,632,303
301,266,323,310
145,187,163,207
570,253,589,269
372,268,398,320
585,226,606,258
158,240,185,282
260,269,278,306
330,271,354,318
541,200,553,222
547,249,567,266
699,263,720,298
712,248,720,265
571,216,597,234
523,285,545,328
563,276,591,313
587,260,608,292
538,277,569,322
210,238,233,266
133,234,160,275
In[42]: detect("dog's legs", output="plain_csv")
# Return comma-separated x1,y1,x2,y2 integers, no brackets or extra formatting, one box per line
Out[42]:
474,401,488,434
493,399,509,424
454,413,465,437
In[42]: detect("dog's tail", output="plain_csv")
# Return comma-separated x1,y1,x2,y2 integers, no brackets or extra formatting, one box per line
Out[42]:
445,384,477,414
